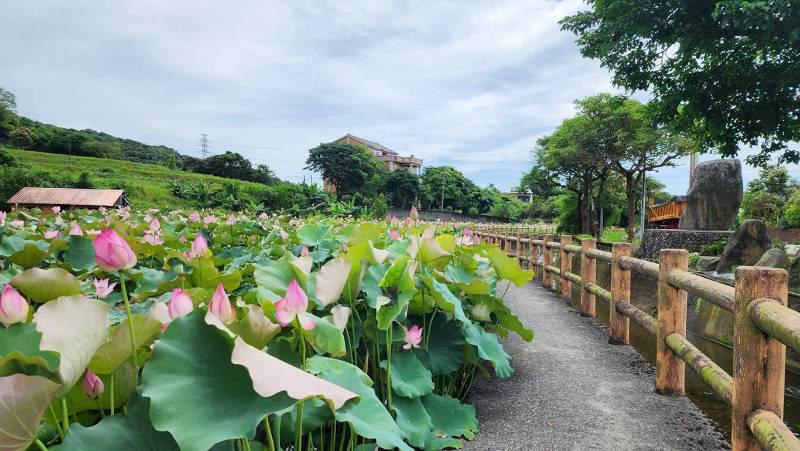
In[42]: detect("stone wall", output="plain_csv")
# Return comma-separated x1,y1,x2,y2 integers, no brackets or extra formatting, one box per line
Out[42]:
387,208,506,223
638,229,733,261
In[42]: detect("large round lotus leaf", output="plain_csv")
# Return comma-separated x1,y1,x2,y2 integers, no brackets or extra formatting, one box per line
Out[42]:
422,393,478,441
59,390,180,451
11,267,82,303
297,223,333,246
0,374,60,451
89,314,162,374
414,314,464,376
303,314,346,357
64,235,96,271
0,322,60,381
306,356,413,451
487,246,534,286
392,395,432,448
142,311,295,451
380,351,434,398
463,323,513,378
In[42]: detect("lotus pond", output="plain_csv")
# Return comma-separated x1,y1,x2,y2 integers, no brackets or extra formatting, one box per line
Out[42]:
0,207,533,451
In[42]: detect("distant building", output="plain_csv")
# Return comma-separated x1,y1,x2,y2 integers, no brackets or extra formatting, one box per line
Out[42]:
647,196,687,229
324,134,423,193
504,191,533,203
7,187,128,210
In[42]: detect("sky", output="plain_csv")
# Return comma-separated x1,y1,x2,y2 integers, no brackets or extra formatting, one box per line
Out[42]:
2,0,797,195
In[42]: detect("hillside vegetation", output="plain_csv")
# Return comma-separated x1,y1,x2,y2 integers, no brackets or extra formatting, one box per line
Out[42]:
0,148,326,212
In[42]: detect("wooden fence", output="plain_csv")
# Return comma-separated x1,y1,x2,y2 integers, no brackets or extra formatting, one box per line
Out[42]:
473,225,800,451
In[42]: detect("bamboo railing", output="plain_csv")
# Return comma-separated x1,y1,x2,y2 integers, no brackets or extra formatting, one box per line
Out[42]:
472,225,800,451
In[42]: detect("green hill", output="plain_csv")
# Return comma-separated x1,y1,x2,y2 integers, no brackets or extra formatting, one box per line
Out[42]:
1,148,327,212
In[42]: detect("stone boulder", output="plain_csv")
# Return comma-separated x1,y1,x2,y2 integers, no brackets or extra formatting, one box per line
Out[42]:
695,256,720,272
717,219,772,273
790,257,800,289
679,159,743,230
754,248,788,269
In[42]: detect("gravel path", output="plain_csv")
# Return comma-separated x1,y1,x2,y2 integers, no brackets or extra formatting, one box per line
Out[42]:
465,282,729,451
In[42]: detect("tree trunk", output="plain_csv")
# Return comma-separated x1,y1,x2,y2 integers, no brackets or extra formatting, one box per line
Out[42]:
593,173,608,238
580,177,592,234
625,172,637,242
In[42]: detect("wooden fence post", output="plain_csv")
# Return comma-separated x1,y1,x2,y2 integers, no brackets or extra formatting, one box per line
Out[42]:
656,249,688,396
543,234,553,289
530,234,540,280
559,235,573,302
580,238,597,317
516,232,523,265
609,242,632,345
732,267,788,451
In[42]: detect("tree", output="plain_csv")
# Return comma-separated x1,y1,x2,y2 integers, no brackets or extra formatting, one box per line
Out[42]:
80,140,122,159
575,94,693,240
0,87,15,118
561,1,800,166
253,164,279,185
305,143,386,198
9,127,33,149
419,166,477,212
383,169,420,209
740,165,800,226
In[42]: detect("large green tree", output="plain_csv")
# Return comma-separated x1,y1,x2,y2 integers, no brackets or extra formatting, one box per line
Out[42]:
740,165,800,226
419,166,477,212
383,169,420,209
561,1,800,166
305,142,386,198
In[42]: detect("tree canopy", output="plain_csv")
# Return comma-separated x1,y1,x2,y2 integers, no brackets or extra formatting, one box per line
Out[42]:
304,142,386,198
382,169,420,209
561,0,800,165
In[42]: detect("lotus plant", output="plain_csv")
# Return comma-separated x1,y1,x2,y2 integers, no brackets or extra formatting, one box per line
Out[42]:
0,284,28,327
168,288,194,321
402,324,423,350
82,369,105,399
275,279,315,331
93,278,117,299
209,283,235,325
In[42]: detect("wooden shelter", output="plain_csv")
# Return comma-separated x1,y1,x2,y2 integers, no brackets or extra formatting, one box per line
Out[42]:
6,187,127,210
647,196,687,229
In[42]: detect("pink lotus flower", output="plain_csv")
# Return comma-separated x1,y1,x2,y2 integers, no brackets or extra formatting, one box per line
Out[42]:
144,232,164,245
225,213,237,225
0,211,5,226
409,206,419,220
390,230,401,240
9,220,24,229
148,218,161,233
464,227,471,237
93,278,117,299
401,325,423,350
93,229,137,272
82,369,104,399
168,288,194,320
275,279,314,330
203,215,217,226
185,233,208,259
0,284,28,326
258,212,268,220
51,206,61,214
117,207,131,221
188,211,201,222
69,223,83,236
43,230,59,240
179,234,187,243
300,246,310,257
209,283,235,325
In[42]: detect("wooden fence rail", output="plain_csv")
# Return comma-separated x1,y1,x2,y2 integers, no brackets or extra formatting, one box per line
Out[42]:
471,225,800,451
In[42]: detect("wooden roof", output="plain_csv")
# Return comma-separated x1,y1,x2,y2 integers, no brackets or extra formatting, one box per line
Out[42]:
7,187,125,207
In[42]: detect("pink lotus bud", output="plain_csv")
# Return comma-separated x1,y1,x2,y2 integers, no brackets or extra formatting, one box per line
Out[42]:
225,213,236,225
188,211,201,222
93,229,137,272
409,206,419,220
464,227,471,237
51,206,61,214
209,283,235,325
148,218,161,232
300,246,310,257
401,325,423,350
340,242,348,253
390,230,401,240
179,234,187,243
0,211,5,226
168,288,194,320
0,284,29,327
190,234,208,258
258,212,268,220
203,215,217,226
275,279,314,330
82,369,104,399
43,230,59,240
117,207,131,221
93,278,117,299
9,220,24,229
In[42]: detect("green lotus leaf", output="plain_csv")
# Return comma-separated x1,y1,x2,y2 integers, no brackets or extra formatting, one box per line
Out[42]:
348,222,383,245
392,395,433,448
0,374,61,451
419,237,449,265
189,257,242,290
230,304,281,349
314,257,351,306
64,235,96,271
33,296,110,396
11,267,82,303
306,356,413,451
303,314,347,357
414,314,464,375
361,262,389,308
59,390,180,451
486,246,533,286
423,393,478,441
51,359,138,416
290,255,313,283
463,323,513,378
253,256,296,299
0,322,60,381
89,314,162,374
435,234,457,253
142,311,295,451
127,267,180,299
381,351,434,398
297,223,333,246
0,235,50,268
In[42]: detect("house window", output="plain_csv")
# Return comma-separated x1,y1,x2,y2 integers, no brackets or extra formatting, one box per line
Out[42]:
374,151,382,156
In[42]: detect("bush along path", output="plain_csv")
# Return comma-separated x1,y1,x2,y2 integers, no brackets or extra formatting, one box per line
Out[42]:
465,282,728,451
0,209,533,450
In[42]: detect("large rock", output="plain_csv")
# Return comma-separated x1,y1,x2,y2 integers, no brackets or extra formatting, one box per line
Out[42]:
696,256,720,272
790,257,800,289
754,248,788,269
679,159,743,230
717,219,772,272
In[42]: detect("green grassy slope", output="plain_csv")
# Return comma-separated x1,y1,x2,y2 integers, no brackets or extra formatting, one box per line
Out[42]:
4,148,265,209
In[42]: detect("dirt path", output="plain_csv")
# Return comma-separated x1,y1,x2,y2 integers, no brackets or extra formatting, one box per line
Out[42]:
465,282,729,451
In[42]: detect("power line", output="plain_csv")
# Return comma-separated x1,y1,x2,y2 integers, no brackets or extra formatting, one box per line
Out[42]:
198,133,211,158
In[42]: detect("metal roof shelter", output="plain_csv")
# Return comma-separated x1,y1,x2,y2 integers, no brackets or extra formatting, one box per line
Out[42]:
7,187,128,210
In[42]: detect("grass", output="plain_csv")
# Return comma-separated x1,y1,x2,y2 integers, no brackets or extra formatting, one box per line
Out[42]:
5,148,265,209
576,227,637,244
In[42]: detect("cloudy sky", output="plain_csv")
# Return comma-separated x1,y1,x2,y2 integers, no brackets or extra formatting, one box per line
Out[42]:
2,1,796,193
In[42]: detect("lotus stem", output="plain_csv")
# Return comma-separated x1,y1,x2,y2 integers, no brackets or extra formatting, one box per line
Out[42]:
263,416,275,451
118,272,139,368
96,399,106,418
48,404,64,439
33,439,48,451
425,307,438,350
295,322,306,451
385,327,393,412
61,398,69,434
109,374,115,415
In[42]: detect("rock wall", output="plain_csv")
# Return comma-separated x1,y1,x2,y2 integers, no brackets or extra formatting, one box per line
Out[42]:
638,229,733,261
